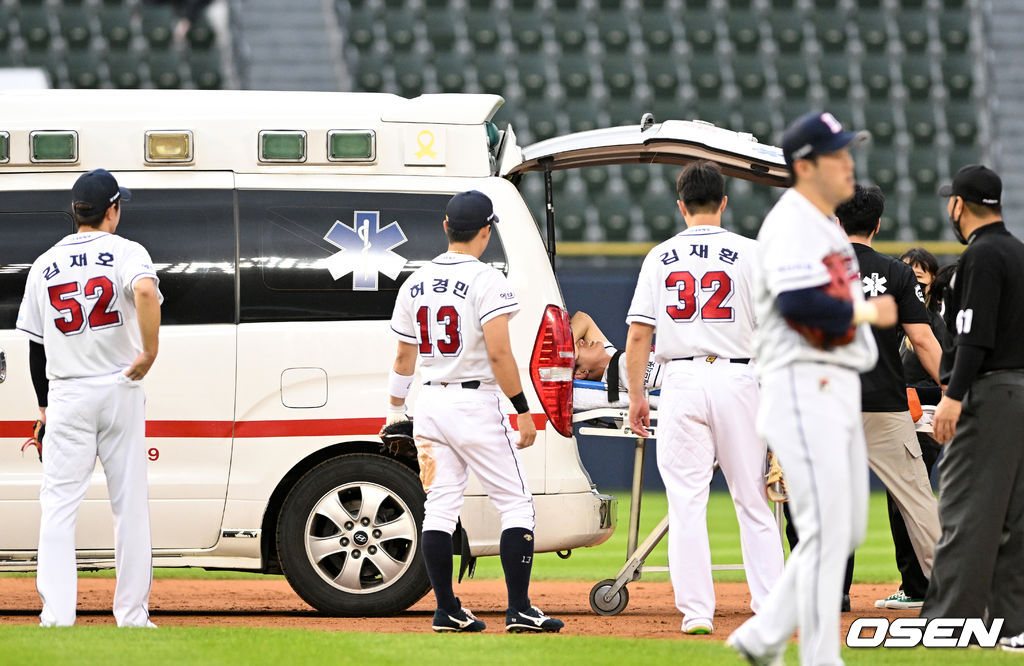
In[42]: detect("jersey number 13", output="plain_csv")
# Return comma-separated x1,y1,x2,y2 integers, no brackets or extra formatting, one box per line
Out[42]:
665,270,735,322
416,305,463,357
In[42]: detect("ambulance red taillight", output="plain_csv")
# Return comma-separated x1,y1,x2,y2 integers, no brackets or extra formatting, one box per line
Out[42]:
529,305,574,437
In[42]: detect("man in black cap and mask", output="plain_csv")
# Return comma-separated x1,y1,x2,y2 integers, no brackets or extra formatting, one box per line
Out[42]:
923,164,1024,649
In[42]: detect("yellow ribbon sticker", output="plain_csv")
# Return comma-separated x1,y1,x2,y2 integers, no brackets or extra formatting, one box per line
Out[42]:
413,130,437,159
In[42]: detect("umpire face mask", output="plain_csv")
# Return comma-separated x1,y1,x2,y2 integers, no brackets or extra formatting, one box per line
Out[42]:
949,197,968,245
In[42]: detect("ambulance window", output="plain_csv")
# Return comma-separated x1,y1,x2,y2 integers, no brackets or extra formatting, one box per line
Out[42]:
238,190,507,322
0,192,74,329
117,189,235,325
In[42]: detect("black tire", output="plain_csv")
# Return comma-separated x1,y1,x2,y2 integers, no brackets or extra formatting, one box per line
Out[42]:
589,578,629,616
277,453,430,616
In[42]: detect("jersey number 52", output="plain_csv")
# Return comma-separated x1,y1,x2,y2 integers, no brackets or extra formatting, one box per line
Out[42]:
665,270,734,322
416,305,463,357
47,277,122,335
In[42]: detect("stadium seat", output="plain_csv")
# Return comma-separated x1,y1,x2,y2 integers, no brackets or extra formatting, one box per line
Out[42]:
517,54,548,98
582,166,611,194
897,11,930,53
510,12,544,53
602,55,636,97
344,8,377,52
810,13,847,53
867,147,898,192
524,100,559,142
860,55,893,100
566,99,599,133
688,54,724,98
623,164,651,196
909,196,945,240
948,145,981,174
58,5,92,50
433,52,467,93
594,193,632,242
908,147,941,193
943,54,974,99
944,101,978,146
901,55,933,101
644,205,678,242
682,9,717,54
727,13,761,53
66,49,101,88
737,100,773,144
554,11,588,52
905,102,938,145
939,12,970,52
424,9,457,52
775,54,810,99
394,54,425,97
645,56,680,99
597,13,631,52
863,105,897,145
726,193,767,238
107,52,142,88
466,10,499,52
141,3,176,50
685,97,731,127
818,55,852,100
0,7,10,51
354,53,387,92
148,52,183,88
767,9,803,54
187,20,216,50
855,10,887,52
559,54,592,98
99,5,131,50
607,98,646,127
18,6,52,51
640,12,674,53
733,55,767,99
555,191,589,242
188,51,223,89
474,54,506,95
386,14,417,52
22,50,61,84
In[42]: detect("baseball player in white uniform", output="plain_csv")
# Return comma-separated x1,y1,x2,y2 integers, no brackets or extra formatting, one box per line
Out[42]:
16,169,162,628
387,190,562,633
727,113,896,665
626,161,784,635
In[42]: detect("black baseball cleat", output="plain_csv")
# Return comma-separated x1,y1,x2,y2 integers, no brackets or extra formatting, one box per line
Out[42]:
505,606,564,633
432,602,486,633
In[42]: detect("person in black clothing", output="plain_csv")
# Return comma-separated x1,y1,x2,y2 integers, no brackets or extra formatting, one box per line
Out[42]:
923,165,1024,646
835,185,943,610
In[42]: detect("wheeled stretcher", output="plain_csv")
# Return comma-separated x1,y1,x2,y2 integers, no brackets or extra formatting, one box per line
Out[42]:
572,380,786,616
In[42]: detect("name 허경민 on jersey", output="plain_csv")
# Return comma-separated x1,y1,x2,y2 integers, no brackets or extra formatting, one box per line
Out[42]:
660,245,740,266
42,251,116,280
409,278,470,300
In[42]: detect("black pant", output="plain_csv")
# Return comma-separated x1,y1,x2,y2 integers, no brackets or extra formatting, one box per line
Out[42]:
922,371,1024,638
885,432,941,598
783,502,854,596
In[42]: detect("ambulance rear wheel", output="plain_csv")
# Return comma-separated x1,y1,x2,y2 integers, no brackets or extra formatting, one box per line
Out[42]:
277,453,430,616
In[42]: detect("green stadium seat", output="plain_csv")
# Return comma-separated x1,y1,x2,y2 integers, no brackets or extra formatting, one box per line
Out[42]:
424,9,457,51
897,11,930,53
354,53,387,92
775,54,810,99
595,193,632,242
394,54,425,97
682,9,717,54
582,166,611,194
597,13,631,52
554,0,583,8
554,11,587,52
66,49,101,88
810,13,847,53
107,52,142,88
141,3,176,50
641,0,668,7
525,100,558,142
939,12,969,52
732,55,766,99
18,6,52,51
901,55,933,101
689,54,724,98
466,0,492,8
187,20,216,50
466,10,499,51
58,5,92,50
607,99,645,127
727,13,761,53
860,55,893,100
555,191,588,242
737,100,773,144
897,0,926,7
386,14,417,51
819,55,851,99
854,11,887,52
22,50,60,84
942,54,974,99
510,12,544,53
908,147,941,193
188,51,222,89
909,196,945,240
0,7,12,50
434,52,467,92
864,105,896,146
566,99,599,133
623,164,651,196
945,101,978,146
474,54,506,95
905,102,937,145
602,55,636,97
767,10,803,54
867,147,898,192
517,54,547,97
644,206,678,243
687,98,731,126
726,193,767,238
559,54,592,98
943,0,965,7
148,52,183,88
948,145,981,174
344,8,376,52
646,56,680,99
640,12,674,53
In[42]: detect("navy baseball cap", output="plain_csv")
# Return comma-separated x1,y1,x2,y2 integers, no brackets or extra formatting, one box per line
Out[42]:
938,164,1001,206
72,169,131,215
444,190,499,230
781,112,870,168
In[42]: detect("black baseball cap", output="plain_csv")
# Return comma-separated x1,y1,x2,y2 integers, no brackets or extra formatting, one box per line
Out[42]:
781,112,870,168
938,164,1001,206
72,169,131,215
444,190,499,230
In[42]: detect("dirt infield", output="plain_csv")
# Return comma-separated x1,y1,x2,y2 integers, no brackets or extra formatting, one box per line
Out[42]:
0,577,917,638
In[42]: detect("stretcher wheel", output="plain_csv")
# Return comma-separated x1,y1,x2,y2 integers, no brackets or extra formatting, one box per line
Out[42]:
589,578,629,616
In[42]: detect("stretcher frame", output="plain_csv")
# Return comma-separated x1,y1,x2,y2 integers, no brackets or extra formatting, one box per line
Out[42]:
574,406,786,616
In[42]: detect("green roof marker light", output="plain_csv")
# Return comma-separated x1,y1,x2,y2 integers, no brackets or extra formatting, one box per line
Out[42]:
327,130,375,162
260,130,306,162
31,131,78,163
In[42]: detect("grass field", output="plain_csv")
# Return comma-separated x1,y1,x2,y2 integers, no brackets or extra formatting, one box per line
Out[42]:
5,491,1014,664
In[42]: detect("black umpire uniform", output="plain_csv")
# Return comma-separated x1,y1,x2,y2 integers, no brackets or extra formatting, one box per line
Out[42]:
922,165,1024,636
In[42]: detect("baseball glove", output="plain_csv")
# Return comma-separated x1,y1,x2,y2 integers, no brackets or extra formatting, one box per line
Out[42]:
379,418,415,459
764,452,788,503
21,419,44,462
786,252,856,350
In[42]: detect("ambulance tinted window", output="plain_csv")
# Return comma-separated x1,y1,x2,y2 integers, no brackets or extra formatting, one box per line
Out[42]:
0,191,74,329
238,190,508,322
117,189,235,325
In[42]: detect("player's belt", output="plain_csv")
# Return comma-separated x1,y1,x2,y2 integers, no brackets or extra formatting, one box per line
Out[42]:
673,356,751,365
424,380,481,389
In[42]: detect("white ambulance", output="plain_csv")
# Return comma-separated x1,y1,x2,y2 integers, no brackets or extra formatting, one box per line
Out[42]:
0,89,787,615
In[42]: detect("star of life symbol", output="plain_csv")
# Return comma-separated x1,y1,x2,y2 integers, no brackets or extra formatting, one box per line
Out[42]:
324,211,408,291
862,272,887,297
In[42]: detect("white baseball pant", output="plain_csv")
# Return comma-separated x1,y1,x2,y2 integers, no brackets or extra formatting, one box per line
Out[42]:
656,358,784,629
37,373,153,628
732,362,868,666
413,386,535,535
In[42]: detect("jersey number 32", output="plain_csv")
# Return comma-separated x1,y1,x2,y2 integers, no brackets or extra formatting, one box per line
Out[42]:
665,270,734,322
